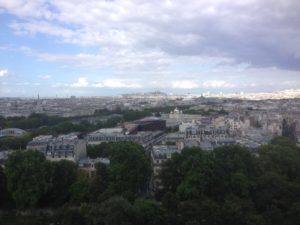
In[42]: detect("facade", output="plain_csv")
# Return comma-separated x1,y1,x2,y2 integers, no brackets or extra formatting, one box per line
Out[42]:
78,157,110,177
0,128,27,137
150,145,182,192
27,134,86,162
185,125,229,141
125,117,166,133
86,127,154,146
0,150,9,168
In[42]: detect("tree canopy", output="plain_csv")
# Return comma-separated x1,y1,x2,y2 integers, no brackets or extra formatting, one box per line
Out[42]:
5,150,50,208
1,137,300,225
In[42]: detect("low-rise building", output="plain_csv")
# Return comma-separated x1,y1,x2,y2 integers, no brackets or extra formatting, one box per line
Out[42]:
150,145,182,192
0,150,9,168
86,128,154,146
124,117,166,133
78,157,110,177
27,134,86,162
0,128,27,137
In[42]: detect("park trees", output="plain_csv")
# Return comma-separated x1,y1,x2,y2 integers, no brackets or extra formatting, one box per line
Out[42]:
5,150,49,208
108,142,151,196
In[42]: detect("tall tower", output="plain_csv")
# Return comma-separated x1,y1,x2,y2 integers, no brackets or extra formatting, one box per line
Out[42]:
35,93,43,113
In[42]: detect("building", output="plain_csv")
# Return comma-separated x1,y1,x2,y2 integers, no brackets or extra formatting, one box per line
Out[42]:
150,145,182,192
185,125,229,142
0,151,9,168
0,128,27,137
124,117,166,133
78,157,110,177
161,108,203,127
27,134,86,162
86,127,154,146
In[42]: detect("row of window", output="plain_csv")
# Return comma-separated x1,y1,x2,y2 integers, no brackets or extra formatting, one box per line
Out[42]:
88,135,152,142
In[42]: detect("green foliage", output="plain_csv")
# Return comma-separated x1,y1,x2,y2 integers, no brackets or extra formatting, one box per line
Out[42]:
208,145,256,200
0,167,14,209
69,174,90,205
4,150,49,208
122,110,152,121
96,116,122,128
2,137,300,225
61,207,86,225
0,134,32,150
3,113,65,130
158,139,300,224
98,196,140,225
87,142,111,158
1,215,56,225
95,108,151,122
160,147,212,197
42,160,77,206
134,198,164,225
108,142,151,195
183,108,228,116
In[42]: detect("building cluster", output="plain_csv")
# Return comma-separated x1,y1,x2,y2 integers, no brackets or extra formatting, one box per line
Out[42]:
26,134,86,162
159,106,284,151
0,92,182,118
150,145,181,192
0,128,27,137
87,117,166,149
1,93,300,191
78,157,110,177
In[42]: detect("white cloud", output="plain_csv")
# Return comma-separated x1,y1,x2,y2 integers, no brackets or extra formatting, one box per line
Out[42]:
1,0,300,96
52,78,89,88
39,75,51,79
102,79,143,88
16,82,40,86
203,80,236,88
171,80,199,89
53,77,143,89
70,77,89,88
4,0,299,71
0,69,9,77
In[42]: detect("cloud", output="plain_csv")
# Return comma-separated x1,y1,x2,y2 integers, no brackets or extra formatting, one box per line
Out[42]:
203,80,236,88
1,0,300,97
16,82,40,86
0,69,9,77
100,79,143,88
171,80,199,89
39,75,51,79
53,77,143,89
70,77,89,88
1,0,300,71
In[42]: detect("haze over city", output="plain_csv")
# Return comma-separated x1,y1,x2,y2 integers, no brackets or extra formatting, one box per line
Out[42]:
0,0,300,97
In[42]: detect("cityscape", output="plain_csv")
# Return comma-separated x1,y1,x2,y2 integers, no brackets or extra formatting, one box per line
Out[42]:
1,0,300,225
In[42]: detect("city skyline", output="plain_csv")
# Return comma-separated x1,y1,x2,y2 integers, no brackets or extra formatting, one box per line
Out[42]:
0,0,300,97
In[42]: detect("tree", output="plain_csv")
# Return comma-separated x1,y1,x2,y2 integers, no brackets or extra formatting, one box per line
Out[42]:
42,160,77,206
69,174,90,205
0,134,32,150
207,145,256,200
160,147,212,198
134,198,164,225
108,142,151,196
98,196,139,225
0,166,14,209
87,142,111,158
4,150,49,208
253,137,300,225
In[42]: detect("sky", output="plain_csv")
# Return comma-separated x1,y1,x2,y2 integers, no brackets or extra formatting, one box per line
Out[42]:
0,0,300,97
